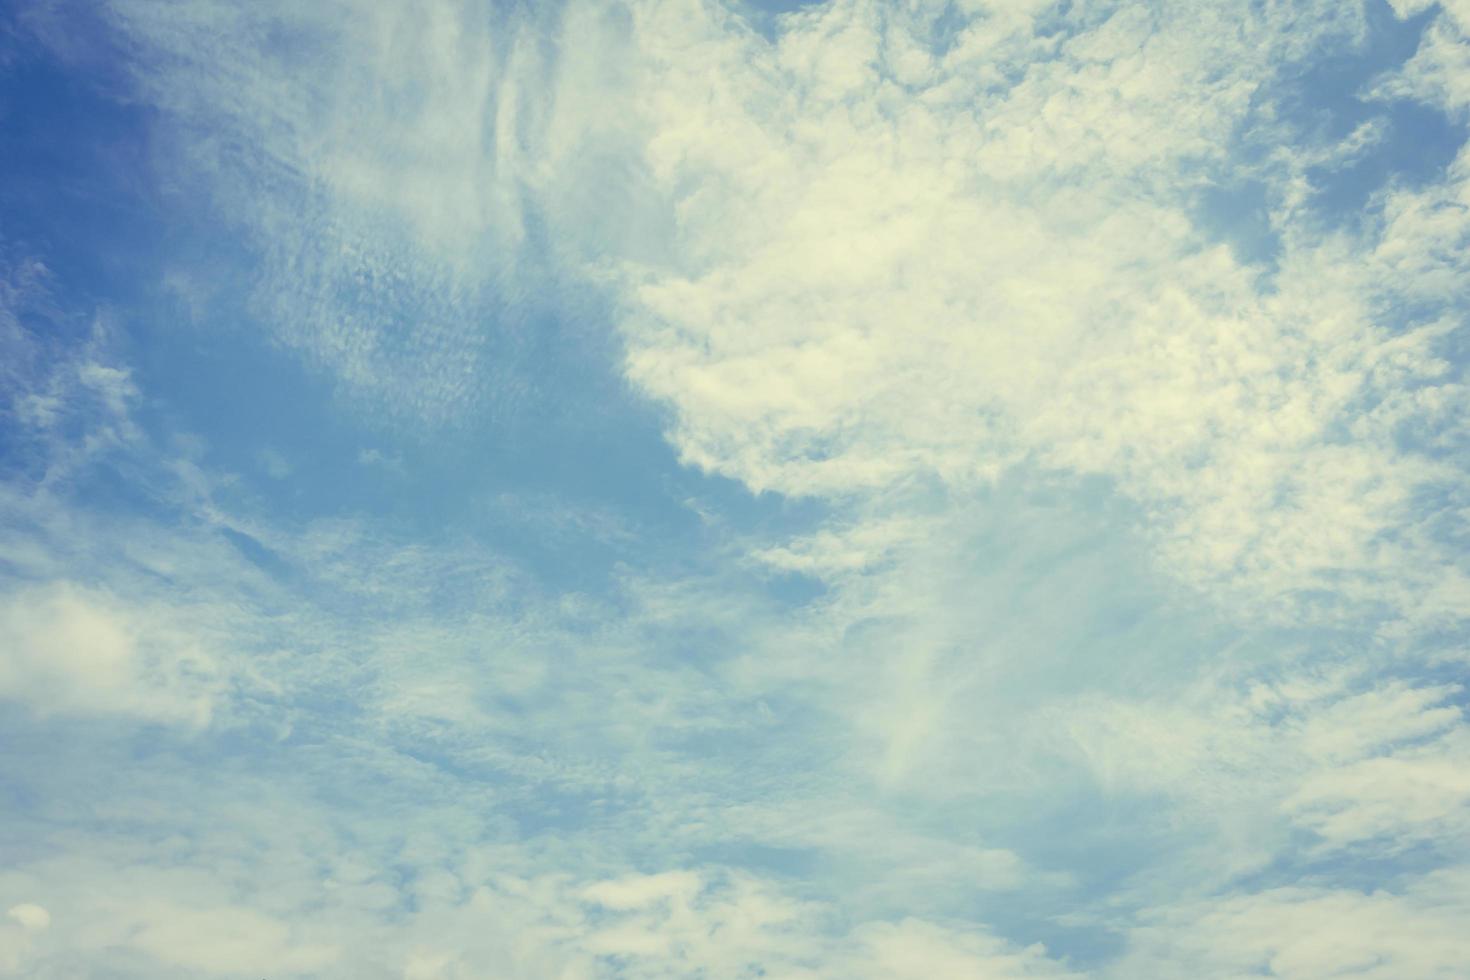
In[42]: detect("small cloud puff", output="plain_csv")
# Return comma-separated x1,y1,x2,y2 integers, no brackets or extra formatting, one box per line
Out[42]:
357,446,404,472
258,447,292,479
5,905,49,933
0,583,220,726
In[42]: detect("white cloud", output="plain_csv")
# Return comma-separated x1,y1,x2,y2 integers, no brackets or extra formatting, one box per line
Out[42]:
94,0,651,426
86,0,1469,630
1047,655,1470,954
854,918,1081,980
1112,868,1470,979
1060,666,1469,829
0,905,48,978
0,584,220,725
615,0,1466,635
357,446,404,471
3,906,47,934
1284,725,1470,851
125,903,338,975
0,822,1075,979
1,260,141,490
1375,1,1470,116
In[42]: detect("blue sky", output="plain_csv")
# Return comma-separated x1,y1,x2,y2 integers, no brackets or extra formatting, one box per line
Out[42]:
2,0,1469,976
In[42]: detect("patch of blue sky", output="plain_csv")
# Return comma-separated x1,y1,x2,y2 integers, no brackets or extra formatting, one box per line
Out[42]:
1287,7,1466,215
1187,1,1464,274
0,22,156,301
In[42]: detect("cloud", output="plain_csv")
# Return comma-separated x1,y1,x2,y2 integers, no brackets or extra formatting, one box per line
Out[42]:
1057,663,1470,847
1112,868,1470,979
0,584,220,725
258,447,292,479
854,918,1082,980
0,908,46,977
89,0,652,427
614,0,1469,637
1284,723,1470,851
356,446,404,472
0,259,141,489
1375,0,1470,116
0,781,1077,979
83,0,1469,628
71,0,1468,631
124,904,338,975
2,908,46,935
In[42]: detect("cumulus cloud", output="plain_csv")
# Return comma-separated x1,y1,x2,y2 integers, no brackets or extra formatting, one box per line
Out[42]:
2,908,46,935
0,583,219,725
83,0,1470,627
615,0,1469,638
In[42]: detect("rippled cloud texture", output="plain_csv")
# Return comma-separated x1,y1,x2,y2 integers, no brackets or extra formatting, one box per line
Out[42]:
2,0,1469,976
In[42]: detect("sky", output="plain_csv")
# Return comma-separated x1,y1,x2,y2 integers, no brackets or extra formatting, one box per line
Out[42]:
1,0,1469,976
